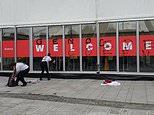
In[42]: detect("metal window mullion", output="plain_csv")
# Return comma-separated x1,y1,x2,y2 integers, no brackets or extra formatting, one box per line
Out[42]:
0,29,2,70
79,24,82,71
46,26,49,54
30,27,33,71
62,25,65,71
14,27,17,63
116,22,119,72
96,22,100,72
136,21,140,72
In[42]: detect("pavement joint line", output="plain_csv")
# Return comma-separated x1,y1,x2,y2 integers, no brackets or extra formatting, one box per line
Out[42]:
0,92,154,110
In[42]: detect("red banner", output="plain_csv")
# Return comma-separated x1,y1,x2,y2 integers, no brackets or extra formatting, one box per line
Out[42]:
82,38,97,56
65,38,80,57
119,36,136,56
49,38,63,57
2,40,14,58
2,35,154,58
17,40,29,57
140,35,154,56
33,39,46,57
100,37,116,56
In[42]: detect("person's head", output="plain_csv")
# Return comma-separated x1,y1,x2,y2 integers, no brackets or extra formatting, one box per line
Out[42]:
18,58,22,62
48,53,51,56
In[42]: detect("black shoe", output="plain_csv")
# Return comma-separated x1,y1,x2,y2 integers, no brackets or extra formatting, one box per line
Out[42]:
15,82,19,86
47,78,50,80
21,82,27,87
40,78,43,81
15,83,19,86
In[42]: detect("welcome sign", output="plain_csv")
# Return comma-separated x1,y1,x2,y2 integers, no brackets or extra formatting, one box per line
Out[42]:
2,35,154,57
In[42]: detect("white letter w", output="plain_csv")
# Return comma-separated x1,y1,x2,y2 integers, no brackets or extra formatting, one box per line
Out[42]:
36,45,44,52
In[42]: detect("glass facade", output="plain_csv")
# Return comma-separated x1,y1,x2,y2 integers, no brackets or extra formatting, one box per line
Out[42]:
119,21,137,72
17,28,30,65
33,27,47,70
100,22,117,71
65,25,80,71
2,28,15,70
49,26,63,71
0,20,154,73
82,24,97,71
139,20,154,72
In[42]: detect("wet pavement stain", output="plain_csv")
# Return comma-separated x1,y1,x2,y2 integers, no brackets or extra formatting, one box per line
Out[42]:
0,92,154,110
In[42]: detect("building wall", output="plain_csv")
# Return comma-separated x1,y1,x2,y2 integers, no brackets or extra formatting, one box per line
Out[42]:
0,0,96,26
97,0,154,21
0,0,154,26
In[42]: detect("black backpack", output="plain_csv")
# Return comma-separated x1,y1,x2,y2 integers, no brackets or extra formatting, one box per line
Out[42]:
6,76,16,87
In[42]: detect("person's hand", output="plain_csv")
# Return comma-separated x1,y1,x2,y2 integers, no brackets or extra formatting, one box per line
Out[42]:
53,60,55,63
11,76,15,80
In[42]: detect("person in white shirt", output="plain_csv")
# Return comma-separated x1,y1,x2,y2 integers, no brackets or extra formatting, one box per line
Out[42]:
12,59,29,86
40,53,54,80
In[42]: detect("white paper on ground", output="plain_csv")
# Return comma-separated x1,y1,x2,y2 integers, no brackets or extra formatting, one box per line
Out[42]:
27,79,39,84
101,81,121,86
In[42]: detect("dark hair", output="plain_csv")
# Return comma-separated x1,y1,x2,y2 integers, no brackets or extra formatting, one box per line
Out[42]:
48,53,51,56
18,58,22,62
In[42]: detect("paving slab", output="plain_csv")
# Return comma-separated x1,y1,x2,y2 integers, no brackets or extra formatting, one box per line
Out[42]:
0,76,154,114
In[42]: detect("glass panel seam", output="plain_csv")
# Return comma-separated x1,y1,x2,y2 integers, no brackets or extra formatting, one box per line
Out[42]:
63,25,65,71
30,27,33,71
136,21,140,72
116,22,119,72
97,22,100,72
79,24,82,71
46,26,49,55
14,27,17,62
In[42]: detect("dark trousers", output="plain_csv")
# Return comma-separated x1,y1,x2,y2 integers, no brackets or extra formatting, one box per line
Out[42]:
40,61,50,79
16,67,29,85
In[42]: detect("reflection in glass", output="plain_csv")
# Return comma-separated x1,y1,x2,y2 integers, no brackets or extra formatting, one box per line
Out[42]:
99,23,116,71
17,28,30,66
82,24,97,71
33,27,46,70
49,26,63,71
65,25,80,71
119,22,137,72
2,28,15,70
139,20,154,72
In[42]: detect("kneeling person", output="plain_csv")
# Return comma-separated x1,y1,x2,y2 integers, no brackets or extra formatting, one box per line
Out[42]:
12,59,30,86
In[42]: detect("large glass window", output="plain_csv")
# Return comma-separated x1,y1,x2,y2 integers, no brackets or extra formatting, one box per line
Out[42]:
119,21,137,72
82,24,97,71
2,28,15,70
17,28,30,65
33,27,46,70
99,23,117,71
49,26,63,71
139,20,154,72
65,25,80,71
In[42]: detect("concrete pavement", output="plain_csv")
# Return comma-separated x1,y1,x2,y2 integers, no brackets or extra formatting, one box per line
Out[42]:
0,76,154,115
